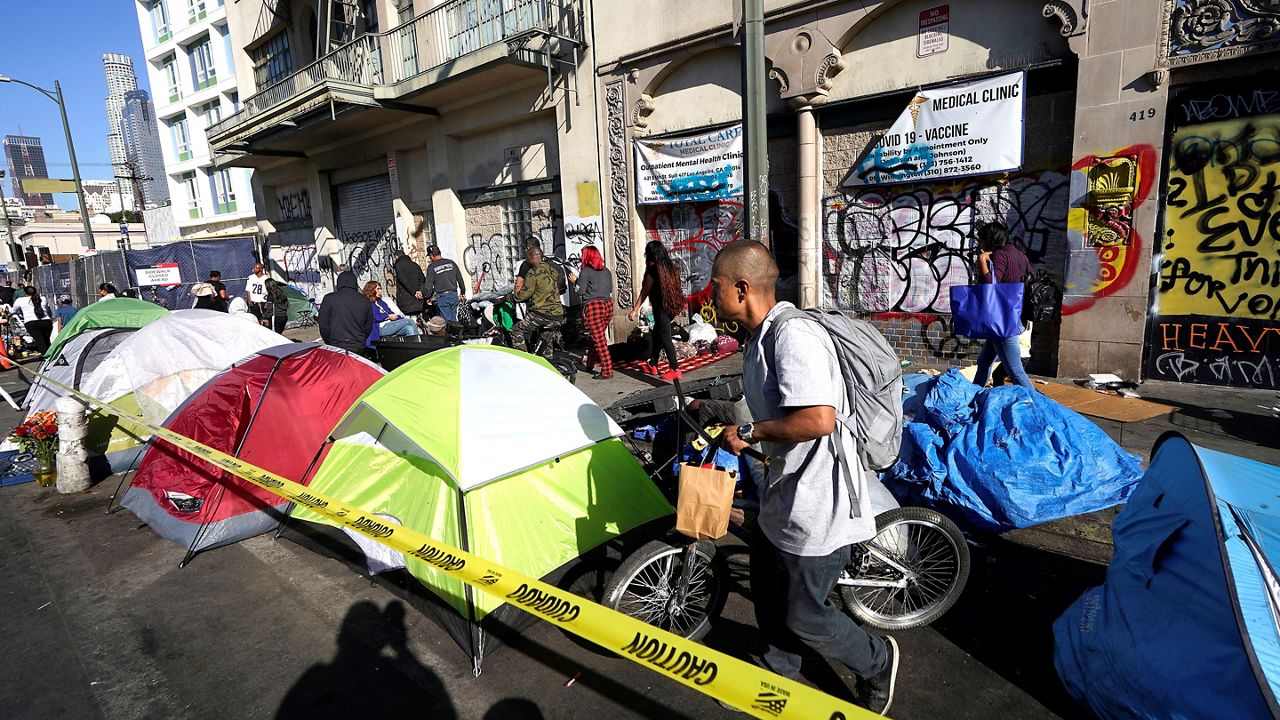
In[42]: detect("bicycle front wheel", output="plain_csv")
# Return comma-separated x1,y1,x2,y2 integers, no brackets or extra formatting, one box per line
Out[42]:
603,538,727,641
838,507,970,630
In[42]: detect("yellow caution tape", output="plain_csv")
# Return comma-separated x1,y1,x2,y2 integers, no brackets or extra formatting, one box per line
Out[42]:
41,375,880,719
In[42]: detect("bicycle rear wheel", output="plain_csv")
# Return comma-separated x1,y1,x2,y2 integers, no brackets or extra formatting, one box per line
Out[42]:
838,507,969,630
603,538,727,641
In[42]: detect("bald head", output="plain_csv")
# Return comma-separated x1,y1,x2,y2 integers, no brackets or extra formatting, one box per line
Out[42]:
709,240,778,329
712,240,778,290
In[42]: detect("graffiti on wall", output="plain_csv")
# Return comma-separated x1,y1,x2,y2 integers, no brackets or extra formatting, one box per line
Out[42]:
1149,87,1280,387
279,243,323,301
464,234,512,293
277,187,312,225
342,228,398,286
564,216,603,269
821,171,1069,314
644,199,745,333
461,208,558,293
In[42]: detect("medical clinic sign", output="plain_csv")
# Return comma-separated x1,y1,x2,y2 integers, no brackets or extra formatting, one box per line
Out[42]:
634,124,743,205
843,71,1026,188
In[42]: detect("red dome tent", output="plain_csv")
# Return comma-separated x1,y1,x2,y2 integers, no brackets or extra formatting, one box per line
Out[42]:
120,343,384,564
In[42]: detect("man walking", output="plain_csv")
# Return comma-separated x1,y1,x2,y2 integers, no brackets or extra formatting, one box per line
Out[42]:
509,245,564,353
392,249,426,318
417,245,466,322
713,240,899,715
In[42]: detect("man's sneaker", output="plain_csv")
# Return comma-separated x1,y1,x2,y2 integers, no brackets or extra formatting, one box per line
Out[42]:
660,369,683,381
860,635,899,715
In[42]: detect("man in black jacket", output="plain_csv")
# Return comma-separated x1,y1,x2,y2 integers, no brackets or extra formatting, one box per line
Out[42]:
319,271,374,355
392,250,426,317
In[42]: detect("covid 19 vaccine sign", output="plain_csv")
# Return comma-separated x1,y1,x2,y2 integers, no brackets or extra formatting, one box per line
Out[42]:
842,70,1026,188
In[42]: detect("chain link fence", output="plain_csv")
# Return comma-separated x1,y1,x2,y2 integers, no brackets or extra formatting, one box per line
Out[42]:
31,237,261,311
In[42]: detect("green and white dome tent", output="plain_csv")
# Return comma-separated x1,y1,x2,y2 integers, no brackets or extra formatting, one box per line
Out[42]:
294,345,673,672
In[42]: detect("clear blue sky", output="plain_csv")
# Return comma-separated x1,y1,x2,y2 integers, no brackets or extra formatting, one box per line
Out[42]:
0,1,147,209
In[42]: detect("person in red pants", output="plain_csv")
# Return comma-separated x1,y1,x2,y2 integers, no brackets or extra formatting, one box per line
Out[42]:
570,245,615,379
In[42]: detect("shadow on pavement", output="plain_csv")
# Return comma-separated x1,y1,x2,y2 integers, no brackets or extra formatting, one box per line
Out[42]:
277,600,457,719
930,536,1105,720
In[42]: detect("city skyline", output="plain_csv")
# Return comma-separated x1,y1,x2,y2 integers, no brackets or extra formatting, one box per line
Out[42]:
0,2,148,210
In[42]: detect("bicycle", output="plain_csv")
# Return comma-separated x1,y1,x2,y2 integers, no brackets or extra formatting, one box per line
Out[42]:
601,380,970,641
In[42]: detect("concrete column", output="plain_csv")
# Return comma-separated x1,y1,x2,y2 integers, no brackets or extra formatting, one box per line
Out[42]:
431,189,473,291
55,395,90,494
796,104,819,310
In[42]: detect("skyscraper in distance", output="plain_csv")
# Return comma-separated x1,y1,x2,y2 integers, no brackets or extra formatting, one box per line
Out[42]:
122,89,170,207
3,136,55,206
103,52,139,206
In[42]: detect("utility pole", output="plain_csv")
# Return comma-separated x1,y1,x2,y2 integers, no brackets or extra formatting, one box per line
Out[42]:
741,0,770,245
115,160,151,250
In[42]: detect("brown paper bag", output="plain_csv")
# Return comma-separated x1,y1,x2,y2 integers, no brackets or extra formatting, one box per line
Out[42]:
675,462,737,541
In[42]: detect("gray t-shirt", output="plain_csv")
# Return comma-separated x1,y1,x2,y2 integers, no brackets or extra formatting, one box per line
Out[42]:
744,301,877,556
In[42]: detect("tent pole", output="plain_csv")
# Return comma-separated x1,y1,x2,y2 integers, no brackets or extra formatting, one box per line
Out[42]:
105,438,150,515
273,435,334,541
180,356,281,567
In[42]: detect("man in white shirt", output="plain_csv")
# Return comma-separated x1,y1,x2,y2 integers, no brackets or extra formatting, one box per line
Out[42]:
246,263,269,321
714,240,898,715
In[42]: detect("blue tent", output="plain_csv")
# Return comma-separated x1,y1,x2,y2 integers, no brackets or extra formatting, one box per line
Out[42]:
1054,432,1280,719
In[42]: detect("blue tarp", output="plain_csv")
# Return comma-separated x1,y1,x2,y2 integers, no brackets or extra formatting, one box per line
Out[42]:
884,369,1144,533
1054,434,1280,719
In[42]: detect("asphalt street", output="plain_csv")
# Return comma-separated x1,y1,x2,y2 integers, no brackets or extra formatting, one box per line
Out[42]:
1,345,1276,719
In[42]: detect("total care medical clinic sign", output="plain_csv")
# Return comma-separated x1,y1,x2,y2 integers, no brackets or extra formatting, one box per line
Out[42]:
843,70,1026,188
634,124,744,205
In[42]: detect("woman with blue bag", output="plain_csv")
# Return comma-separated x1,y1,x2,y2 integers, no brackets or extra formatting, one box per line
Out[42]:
969,222,1034,390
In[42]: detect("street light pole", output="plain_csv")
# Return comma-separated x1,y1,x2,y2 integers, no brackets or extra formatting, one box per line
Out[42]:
0,75,96,250
54,80,96,251
741,0,769,245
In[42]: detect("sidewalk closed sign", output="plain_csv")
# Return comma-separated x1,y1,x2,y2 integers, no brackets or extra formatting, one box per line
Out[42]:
135,263,182,287
633,124,743,204
842,70,1026,187
918,5,950,57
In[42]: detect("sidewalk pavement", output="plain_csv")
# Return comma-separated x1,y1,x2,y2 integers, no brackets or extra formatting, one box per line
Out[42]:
567,351,1280,564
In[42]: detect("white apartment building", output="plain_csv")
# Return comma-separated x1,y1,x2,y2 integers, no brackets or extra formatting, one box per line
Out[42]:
134,0,256,240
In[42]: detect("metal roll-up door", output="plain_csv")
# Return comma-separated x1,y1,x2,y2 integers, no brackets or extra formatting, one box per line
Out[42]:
333,175,396,285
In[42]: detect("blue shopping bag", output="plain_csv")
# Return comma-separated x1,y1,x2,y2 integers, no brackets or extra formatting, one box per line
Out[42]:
950,282,1024,339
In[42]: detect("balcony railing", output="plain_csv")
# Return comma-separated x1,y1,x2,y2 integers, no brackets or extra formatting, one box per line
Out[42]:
209,0,573,139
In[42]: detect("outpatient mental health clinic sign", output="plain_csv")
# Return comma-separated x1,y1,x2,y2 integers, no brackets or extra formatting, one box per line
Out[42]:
634,124,743,205
843,70,1026,188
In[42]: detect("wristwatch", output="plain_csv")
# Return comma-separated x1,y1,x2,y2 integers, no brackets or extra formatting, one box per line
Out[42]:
736,422,757,445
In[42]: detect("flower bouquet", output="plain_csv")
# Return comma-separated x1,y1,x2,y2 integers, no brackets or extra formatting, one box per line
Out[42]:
11,411,58,487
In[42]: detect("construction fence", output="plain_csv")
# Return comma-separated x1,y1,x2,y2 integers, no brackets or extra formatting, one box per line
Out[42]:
32,237,261,311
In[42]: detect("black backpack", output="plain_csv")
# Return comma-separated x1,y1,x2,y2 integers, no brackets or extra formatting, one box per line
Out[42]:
1022,269,1062,323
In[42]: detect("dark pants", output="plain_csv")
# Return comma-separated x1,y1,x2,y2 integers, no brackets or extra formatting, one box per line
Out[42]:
512,310,563,353
750,533,887,680
649,304,679,370
25,320,53,354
